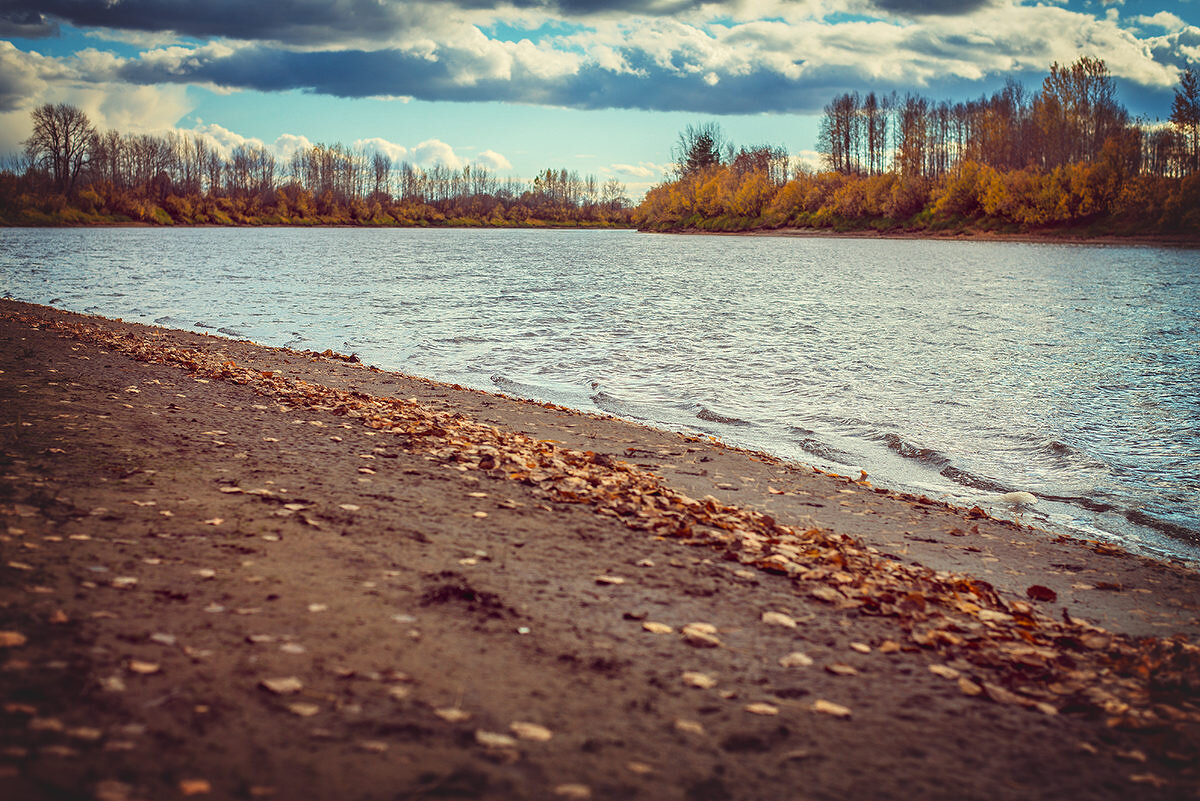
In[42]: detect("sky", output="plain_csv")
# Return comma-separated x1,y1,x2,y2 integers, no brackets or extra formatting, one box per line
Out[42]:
1,0,1198,197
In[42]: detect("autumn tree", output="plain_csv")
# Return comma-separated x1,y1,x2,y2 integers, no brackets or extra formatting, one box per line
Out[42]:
674,122,727,178
1171,66,1200,175
24,103,96,192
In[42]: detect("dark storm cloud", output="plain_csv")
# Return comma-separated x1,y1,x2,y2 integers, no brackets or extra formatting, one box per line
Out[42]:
4,0,725,46
112,43,870,115
0,9,60,38
3,0,434,45
869,0,996,15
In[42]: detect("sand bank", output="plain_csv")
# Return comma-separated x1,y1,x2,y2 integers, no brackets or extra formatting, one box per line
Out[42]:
1,299,1197,800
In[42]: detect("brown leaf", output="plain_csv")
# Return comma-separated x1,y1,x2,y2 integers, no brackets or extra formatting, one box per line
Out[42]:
259,677,303,695
1026,585,1057,603
681,671,718,689
761,611,797,628
510,721,552,741
0,631,28,647
179,779,212,796
812,699,851,718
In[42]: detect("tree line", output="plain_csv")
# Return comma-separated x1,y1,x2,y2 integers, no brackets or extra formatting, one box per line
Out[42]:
636,59,1200,236
1,107,631,227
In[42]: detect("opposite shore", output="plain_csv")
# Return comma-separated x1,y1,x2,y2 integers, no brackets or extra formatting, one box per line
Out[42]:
1,300,1198,800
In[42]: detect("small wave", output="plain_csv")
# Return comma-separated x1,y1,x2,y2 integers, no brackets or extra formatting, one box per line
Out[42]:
490,373,550,403
695,407,750,427
938,465,1010,494
796,437,856,465
194,321,215,329
153,315,173,324
882,433,950,469
217,327,244,337
590,390,645,420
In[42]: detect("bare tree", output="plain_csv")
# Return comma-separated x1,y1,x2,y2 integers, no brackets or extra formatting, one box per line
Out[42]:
24,103,96,192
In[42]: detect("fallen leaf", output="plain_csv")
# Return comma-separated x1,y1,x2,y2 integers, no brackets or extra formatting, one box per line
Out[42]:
849,642,871,654
179,779,211,796
626,761,654,775
128,660,160,675
982,682,1025,706
510,721,553,741
929,665,961,680
810,586,843,603
745,702,779,716
642,622,673,634
475,730,518,749
825,664,858,677
0,631,27,647
779,652,814,668
877,641,902,654
681,671,718,689
761,611,797,628
435,708,471,723
673,719,705,735
595,575,625,585
812,699,851,718
1026,585,1057,603
339,504,361,511
260,677,303,695
286,703,320,717
358,740,388,753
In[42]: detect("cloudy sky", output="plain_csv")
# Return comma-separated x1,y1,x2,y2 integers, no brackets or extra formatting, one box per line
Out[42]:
1,0,1197,194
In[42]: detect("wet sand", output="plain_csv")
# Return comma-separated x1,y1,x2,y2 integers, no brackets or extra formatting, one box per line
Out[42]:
1,299,1198,801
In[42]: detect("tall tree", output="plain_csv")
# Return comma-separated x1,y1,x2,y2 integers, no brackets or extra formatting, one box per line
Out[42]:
673,122,726,178
24,103,96,192
1171,66,1200,175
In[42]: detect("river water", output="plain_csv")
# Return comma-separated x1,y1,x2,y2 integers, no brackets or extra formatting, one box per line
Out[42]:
3,227,1198,562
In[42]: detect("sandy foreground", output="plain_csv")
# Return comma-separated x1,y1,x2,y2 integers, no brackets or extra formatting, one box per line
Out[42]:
1,299,1198,801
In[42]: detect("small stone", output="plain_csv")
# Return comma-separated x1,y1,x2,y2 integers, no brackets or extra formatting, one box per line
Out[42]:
553,784,592,799
510,721,552,741
260,677,303,695
642,621,673,634
475,730,518,749
286,703,320,717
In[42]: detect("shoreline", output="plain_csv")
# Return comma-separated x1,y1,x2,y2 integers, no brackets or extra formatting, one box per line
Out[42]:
2,299,1199,800
652,225,1200,249
6,221,1199,248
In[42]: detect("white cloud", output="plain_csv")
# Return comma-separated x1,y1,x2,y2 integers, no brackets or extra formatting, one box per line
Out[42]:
411,138,466,168
608,161,668,178
476,149,511,169
355,136,409,162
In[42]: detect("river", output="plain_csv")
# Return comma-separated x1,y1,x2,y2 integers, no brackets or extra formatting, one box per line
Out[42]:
3,227,1197,562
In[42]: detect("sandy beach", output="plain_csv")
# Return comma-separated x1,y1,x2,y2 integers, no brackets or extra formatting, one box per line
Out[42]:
1,299,1198,801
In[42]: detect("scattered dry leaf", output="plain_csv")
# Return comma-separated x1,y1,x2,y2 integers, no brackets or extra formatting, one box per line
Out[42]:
475,730,518,749
179,779,211,796
0,631,27,647
761,611,797,628
510,721,552,741
812,699,851,718
260,677,303,695
435,708,471,723
929,665,961,680
745,702,779,716
681,671,718,689
779,652,814,668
